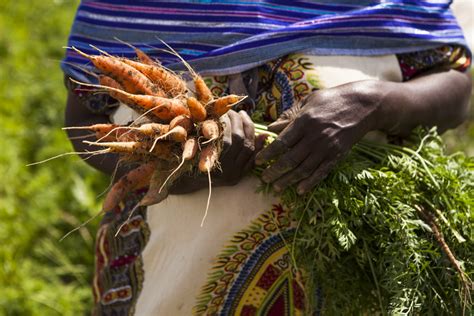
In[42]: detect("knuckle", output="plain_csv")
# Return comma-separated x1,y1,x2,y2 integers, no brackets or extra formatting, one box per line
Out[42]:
299,163,314,176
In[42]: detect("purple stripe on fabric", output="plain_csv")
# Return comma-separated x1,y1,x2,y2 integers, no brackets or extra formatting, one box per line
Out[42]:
85,2,300,23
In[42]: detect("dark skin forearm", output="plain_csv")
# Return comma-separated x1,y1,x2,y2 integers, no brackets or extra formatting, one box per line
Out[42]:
257,69,472,194
376,69,471,135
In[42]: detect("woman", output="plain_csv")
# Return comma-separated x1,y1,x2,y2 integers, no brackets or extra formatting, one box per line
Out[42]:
63,1,471,314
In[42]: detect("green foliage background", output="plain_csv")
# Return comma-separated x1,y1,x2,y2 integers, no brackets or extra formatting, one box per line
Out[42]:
0,1,472,315
0,1,107,314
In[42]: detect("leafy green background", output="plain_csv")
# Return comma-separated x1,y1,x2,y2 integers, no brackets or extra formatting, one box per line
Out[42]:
0,1,472,315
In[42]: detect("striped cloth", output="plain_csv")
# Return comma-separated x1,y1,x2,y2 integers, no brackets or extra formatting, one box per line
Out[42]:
62,0,469,81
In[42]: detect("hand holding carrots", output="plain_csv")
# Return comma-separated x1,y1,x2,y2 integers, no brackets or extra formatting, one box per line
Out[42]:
169,110,264,194
64,45,246,217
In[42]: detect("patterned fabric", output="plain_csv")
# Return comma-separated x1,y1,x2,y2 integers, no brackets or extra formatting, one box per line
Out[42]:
61,0,469,81
64,76,118,115
88,47,470,315
206,53,321,123
193,204,309,316
92,189,150,316
397,44,471,81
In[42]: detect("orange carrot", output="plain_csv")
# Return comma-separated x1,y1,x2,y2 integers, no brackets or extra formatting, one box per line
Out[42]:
133,123,169,136
198,143,219,226
84,140,172,157
120,58,186,97
102,161,156,212
208,95,242,117
149,126,187,152
200,119,220,141
71,47,162,96
139,163,180,206
157,137,198,193
194,76,213,105
114,37,158,65
136,49,157,66
169,114,193,132
186,97,207,122
199,143,219,173
69,78,190,122
84,140,146,153
99,75,123,90
63,123,119,134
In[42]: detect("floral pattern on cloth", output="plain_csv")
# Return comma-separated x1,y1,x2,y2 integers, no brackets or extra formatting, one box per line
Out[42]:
193,204,312,316
89,45,469,315
397,45,471,81
206,53,320,123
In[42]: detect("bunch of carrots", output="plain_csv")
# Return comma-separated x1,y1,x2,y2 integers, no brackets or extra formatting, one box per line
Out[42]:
64,43,244,219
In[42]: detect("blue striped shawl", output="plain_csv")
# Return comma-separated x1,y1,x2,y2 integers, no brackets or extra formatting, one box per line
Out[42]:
62,0,469,81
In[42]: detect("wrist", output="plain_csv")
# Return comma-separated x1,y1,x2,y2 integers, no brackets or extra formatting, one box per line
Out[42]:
348,80,391,133
355,80,404,135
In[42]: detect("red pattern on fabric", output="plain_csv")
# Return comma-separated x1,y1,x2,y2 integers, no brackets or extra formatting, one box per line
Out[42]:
257,264,282,290
267,291,287,316
242,305,258,316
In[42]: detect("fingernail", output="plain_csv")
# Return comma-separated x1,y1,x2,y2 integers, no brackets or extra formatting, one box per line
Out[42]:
273,184,281,192
262,175,270,183
297,187,305,195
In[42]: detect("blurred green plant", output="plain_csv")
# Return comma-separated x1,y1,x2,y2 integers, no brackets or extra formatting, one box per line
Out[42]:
0,1,108,314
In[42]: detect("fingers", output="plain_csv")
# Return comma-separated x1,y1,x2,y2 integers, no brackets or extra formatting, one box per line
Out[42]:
239,110,255,146
260,138,312,183
255,120,303,165
219,113,232,153
296,158,340,194
226,110,245,157
235,111,256,168
271,151,324,191
267,102,303,133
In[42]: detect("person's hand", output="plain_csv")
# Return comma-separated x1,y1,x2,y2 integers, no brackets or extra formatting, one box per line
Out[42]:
170,110,265,194
256,81,382,195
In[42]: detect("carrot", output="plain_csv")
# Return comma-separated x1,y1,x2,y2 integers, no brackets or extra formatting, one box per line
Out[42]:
156,126,187,143
69,78,190,122
102,161,156,212
156,40,212,102
198,143,219,173
186,97,207,122
208,95,243,117
70,47,162,96
98,75,123,90
63,123,119,134
136,49,157,66
200,119,220,141
183,137,198,160
157,137,198,193
132,123,169,136
84,140,146,153
114,37,158,66
149,125,187,152
169,115,193,132
198,143,219,227
194,76,213,105
139,162,185,206
120,58,186,97
84,140,173,157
